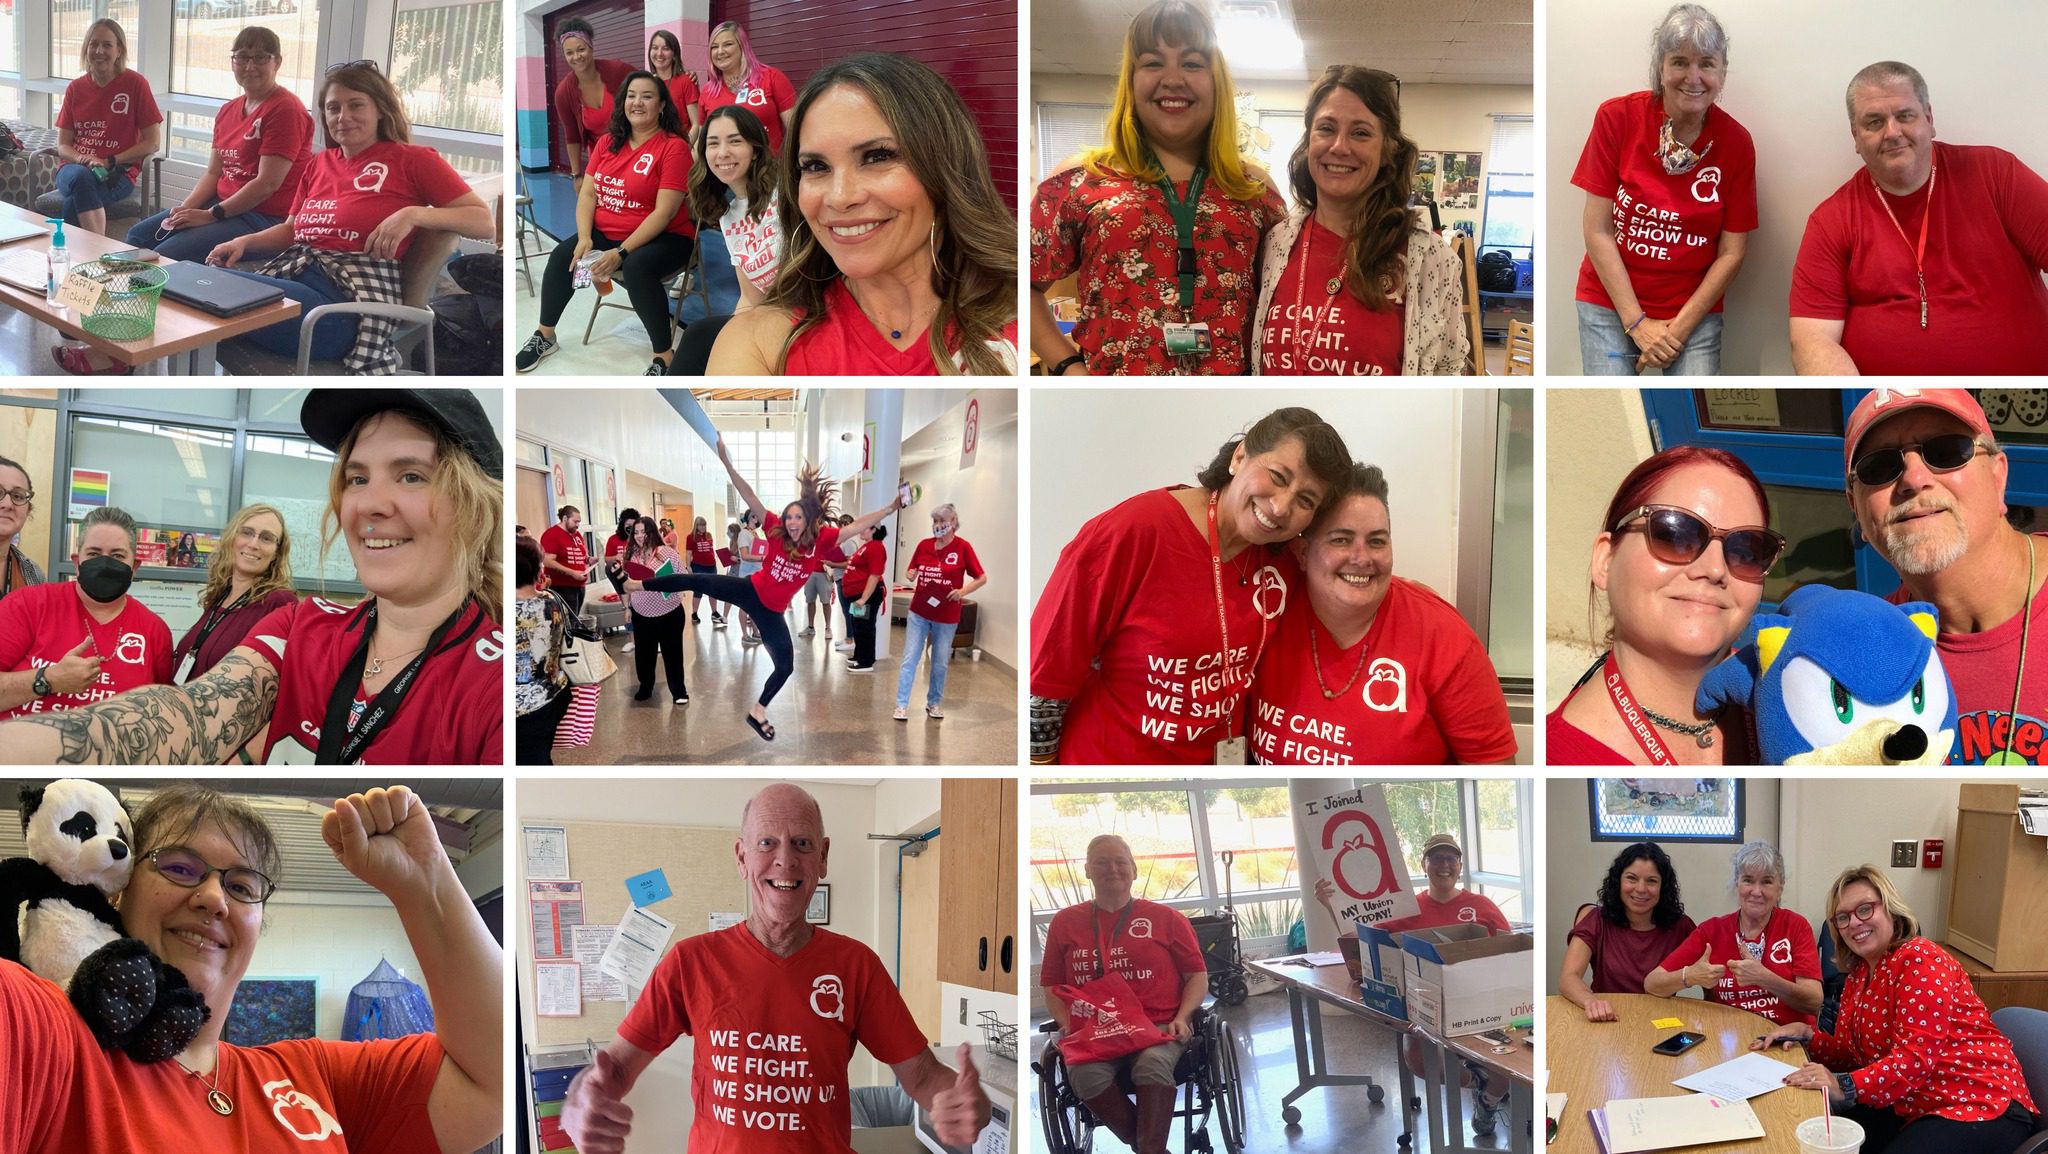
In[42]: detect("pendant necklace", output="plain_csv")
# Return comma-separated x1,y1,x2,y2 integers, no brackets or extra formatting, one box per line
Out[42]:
174,1054,234,1116
1309,618,1372,700
365,642,427,678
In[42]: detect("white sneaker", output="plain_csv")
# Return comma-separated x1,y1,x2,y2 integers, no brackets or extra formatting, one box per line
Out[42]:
835,641,855,653
622,641,635,652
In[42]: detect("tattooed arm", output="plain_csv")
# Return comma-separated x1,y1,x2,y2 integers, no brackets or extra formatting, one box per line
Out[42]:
0,648,280,765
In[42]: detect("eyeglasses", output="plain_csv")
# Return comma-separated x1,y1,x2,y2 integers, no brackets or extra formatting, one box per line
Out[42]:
235,524,281,547
324,59,379,75
229,53,278,65
1831,900,1882,929
0,488,33,506
1611,505,1787,583
1849,433,1990,488
147,846,275,904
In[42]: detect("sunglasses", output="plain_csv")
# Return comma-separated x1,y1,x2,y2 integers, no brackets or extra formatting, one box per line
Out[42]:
1611,505,1786,583
324,59,379,75
1849,433,1989,488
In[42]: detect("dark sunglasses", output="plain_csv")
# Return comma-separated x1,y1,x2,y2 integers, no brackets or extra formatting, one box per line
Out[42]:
325,59,379,75
1849,433,1989,488
1611,504,1786,583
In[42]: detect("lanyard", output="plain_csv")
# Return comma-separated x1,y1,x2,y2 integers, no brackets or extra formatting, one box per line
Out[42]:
1091,899,1136,983
1205,493,1269,742
1870,159,1936,329
316,598,472,765
1600,650,1680,767
183,589,253,663
1156,162,1207,313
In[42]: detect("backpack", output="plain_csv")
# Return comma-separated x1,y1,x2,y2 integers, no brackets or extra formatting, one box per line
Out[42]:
1478,249,1518,293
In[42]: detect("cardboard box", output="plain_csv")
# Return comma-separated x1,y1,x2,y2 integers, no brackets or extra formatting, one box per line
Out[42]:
1399,924,1533,1037
1354,920,1410,1020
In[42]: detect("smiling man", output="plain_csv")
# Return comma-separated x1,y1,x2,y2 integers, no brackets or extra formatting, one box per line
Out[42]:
561,783,990,1154
1790,62,2048,375
0,506,171,719
1844,388,2048,763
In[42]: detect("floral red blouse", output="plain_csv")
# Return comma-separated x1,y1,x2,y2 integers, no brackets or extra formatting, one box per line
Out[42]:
1031,165,1285,375
1808,937,2035,1123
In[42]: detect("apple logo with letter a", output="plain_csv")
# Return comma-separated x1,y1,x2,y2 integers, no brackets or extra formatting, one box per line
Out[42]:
810,974,844,1021
354,161,390,194
1251,566,1287,620
263,1078,344,1142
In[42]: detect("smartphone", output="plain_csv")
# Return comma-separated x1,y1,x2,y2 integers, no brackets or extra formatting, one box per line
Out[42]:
1652,1031,1705,1056
1477,1029,1512,1046
898,481,913,507
103,248,160,264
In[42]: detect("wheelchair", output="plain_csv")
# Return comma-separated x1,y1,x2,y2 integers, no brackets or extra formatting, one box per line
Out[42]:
1033,1004,1247,1154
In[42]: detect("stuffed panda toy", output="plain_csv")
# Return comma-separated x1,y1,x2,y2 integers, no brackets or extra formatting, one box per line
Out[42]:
0,779,210,1062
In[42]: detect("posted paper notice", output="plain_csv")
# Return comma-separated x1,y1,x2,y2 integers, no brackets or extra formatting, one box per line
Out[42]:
571,924,627,1002
600,905,677,989
523,825,570,880
536,961,581,1017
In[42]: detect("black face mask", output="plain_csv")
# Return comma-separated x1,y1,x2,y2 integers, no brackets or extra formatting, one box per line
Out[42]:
77,555,133,603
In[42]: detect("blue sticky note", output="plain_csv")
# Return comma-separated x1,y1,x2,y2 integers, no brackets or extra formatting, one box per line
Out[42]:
625,868,673,907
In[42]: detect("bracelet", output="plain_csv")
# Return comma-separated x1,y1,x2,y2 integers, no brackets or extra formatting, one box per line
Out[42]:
1050,353,1084,376
1626,312,1648,334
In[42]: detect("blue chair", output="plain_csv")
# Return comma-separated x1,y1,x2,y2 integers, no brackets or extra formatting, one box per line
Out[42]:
1990,1006,2048,1153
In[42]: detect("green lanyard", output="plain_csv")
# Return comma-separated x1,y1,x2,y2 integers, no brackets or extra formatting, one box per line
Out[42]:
1155,163,1207,313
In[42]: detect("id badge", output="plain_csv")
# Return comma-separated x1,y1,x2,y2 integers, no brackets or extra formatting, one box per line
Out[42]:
172,653,195,685
1213,735,1248,765
1163,322,1211,357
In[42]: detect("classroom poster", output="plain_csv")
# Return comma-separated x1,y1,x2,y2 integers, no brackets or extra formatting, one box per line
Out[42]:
1303,785,1419,927
529,880,584,960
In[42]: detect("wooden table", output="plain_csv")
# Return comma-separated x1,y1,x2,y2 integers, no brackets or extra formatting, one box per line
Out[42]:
1248,955,1420,1146
0,198,299,374
1431,1024,1536,1154
1547,994,1818,1152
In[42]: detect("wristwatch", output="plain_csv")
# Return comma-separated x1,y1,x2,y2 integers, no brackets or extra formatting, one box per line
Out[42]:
1835,1073,1857,1107
211,203,226,221
32,668,50,697
1051,353,1085,376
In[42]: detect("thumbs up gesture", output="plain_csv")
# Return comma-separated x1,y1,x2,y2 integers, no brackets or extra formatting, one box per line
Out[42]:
1688,943,1726,988
563,1049,636,1154
929,1043,991,1145
45,637,102,695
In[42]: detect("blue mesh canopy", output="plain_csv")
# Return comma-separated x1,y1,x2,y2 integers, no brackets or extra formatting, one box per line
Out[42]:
342,958,434,1041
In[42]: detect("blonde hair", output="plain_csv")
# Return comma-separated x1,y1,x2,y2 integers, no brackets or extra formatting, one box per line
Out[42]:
199,503,294,609
1824,864,1921,971
322,411,503,620
78,19,128,72
1080,1,1266,201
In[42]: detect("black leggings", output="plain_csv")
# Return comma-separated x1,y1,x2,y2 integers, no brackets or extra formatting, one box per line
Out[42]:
540,226,693,354
1845,1101,2034,1153
644,572,793,707
671,311,734,376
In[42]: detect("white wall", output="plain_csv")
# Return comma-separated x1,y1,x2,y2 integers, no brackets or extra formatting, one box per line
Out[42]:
515,390,733,527
1542,388,1657,707
249,897,425,1041
1030,389,1471,606
1545,0,2048,374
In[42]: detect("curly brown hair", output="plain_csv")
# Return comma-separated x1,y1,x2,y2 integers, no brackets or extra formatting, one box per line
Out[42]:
1288,65,1417,313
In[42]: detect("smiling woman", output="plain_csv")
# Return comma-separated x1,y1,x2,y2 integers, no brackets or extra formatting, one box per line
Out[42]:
168,503,299,690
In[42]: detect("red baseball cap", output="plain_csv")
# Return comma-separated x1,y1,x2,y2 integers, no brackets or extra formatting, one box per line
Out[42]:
1842,388,1991,475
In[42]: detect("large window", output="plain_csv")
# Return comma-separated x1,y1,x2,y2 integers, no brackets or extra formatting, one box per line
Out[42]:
242,433,351,588
171,1,323,106
390,0,501,135
723,429,796,518
69,417,232,541
51,0,138,77
1479,114,1534,260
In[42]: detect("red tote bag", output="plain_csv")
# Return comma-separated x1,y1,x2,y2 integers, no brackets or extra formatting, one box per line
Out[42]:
1051,972,1173,1065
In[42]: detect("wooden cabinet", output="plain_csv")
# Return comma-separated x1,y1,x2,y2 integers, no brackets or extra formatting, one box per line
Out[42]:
1945,944,2048,1014
938,778,1017,992
1946,783,2048,972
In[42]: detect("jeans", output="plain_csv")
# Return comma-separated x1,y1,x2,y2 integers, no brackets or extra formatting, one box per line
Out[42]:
555,585,586,615
690,562,719,617
1576,301,1723,375
54,163,134,224
232,260,358,360
897,613,958,709
126,204,283,263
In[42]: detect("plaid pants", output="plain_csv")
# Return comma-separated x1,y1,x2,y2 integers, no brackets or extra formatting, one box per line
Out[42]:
256,244,409,374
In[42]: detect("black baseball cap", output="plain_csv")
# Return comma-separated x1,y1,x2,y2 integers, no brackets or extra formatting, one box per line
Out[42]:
300,389,503,475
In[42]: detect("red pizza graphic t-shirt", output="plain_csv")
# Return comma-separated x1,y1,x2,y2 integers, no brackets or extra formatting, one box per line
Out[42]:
1248,576,1516,765
1259,215,1405,376
1659,908,1821,1026
240,596,503,765
751,524,843,612
213,86,314,217
618,925,930,1154
290,139,472,258
1039,899,1207,1025
907,536,983,625
58,70,162,184
0,582,171,719
586,130,696,239
0,959,446,1154
700,65,798,153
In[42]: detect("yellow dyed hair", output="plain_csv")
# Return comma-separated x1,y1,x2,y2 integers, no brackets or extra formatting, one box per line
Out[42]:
1080,0,1265,201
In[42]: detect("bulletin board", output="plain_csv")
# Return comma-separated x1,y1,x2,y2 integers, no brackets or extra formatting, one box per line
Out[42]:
525,819,748,1046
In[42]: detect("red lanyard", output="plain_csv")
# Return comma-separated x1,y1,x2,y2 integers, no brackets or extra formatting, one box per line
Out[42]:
1601,650,1679,766
1871,160,1936,329
1091,899,1135,983
1205,493,1269,741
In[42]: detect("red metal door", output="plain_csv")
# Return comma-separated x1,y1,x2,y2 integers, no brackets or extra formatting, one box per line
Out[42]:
542,0,651,171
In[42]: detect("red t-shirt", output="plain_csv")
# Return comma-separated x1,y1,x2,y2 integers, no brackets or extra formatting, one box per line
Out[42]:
1792,143,2048,374
1032,487,1290,764
906,536,983,625
1545,708,1635,765
839,539,885,601
666,72,701,119
1259,216,1405,375
587,131,695,239
1039,899,1207,1025
291,140,472,258
1571,91,1758,318
1569,907,1698,995
0,582,172,719
617,925,929,1154
0,960,445,1154
1032,165,1288,375
1249,577,1515,765
553,59,638,158
1659,909,1821,1026
1889,545,2048,764
750,524,843,612
58,70,163,184
700,66,798,153
784,281,1020,375
540,524,589,587
1810,938,2036,1122
687,531,718,567
171,587,300,684
214,86,314,217
240,596,503,765
1378,890,1513,935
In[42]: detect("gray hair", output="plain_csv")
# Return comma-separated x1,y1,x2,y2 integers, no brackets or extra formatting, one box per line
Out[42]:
1085,834,1132,860
932,503,959,523
78,506,138,553
1845,61,1930,122
1648,4,1729,96
1729,840,1786,891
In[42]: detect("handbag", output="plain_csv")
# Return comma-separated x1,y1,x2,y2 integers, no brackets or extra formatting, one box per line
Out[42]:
1052,973,1173,1065
553,591,616,685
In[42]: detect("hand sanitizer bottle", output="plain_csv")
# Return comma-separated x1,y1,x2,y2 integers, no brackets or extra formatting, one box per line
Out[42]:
45,218,66,307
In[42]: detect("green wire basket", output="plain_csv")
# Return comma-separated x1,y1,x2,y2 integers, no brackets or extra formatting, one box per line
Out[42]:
70,258,168,341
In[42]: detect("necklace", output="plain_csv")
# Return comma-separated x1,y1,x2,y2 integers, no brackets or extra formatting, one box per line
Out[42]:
173,1054,234,1116
1308,617,1371,699
1636,700,1715,747
364,642,427,678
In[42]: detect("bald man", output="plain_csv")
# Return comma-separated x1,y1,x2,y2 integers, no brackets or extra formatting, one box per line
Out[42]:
561,784,991,1153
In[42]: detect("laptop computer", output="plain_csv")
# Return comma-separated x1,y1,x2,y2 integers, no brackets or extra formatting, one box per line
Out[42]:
159,260,286,317
0,217,49,245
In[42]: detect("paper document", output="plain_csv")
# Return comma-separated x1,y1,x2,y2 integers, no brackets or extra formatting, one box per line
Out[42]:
1594,1094,1764,1153
598,905,677,989
571,925,626,1001
1671,1051,1797,1100
1303,951,1345,966
523,825,570,879
536,962,581,1017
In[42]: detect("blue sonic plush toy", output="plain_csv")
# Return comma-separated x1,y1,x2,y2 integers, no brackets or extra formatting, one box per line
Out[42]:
1696,584,1955,765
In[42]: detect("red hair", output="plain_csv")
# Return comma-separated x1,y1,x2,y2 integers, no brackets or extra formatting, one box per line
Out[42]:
1602,445,1771,533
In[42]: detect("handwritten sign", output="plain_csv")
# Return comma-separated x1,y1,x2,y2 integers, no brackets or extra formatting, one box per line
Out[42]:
1303,785,1419,927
